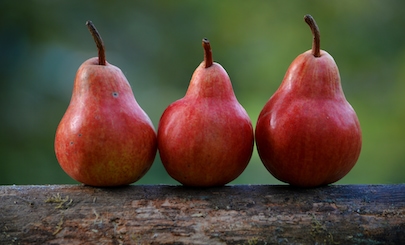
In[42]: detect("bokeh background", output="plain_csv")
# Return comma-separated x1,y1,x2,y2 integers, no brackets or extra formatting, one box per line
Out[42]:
1,1,404,185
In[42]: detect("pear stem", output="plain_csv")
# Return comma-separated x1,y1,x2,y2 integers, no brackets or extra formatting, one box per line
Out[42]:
86,20,106,65
202,38,213,68
304,14,321,58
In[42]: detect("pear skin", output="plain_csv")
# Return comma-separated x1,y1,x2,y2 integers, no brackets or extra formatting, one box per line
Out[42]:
255,15,362,188
55,21,157,187
158,39,254,187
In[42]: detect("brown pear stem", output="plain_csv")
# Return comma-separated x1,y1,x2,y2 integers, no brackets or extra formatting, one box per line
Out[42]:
304,14,321,58
86,20,106,65
202,38,213,68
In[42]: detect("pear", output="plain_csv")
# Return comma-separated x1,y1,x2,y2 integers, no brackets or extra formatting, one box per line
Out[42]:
157,39,254,187
255,15,362,187
54,21,157,187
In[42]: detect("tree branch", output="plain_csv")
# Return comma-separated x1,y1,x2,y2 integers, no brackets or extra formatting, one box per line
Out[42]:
1,184,404,244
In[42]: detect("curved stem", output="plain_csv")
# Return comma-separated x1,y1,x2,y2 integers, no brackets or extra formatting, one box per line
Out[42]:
202,38,213,68
304,14,321,58
86,20,106,65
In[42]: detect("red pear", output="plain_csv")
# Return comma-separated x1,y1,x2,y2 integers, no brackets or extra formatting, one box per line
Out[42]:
157,39,254,187
255,15,362,187
55,21,157,187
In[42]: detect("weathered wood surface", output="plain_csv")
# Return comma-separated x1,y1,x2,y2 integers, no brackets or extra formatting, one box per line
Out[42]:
0,184,404,245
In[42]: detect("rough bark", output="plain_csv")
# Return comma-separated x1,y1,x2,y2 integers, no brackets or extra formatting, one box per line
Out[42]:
0,184,404,245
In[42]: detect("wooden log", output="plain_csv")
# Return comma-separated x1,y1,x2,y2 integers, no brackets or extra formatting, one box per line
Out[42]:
0,184,404,244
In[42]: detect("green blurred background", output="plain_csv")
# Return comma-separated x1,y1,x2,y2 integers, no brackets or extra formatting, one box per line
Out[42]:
1,1,404,185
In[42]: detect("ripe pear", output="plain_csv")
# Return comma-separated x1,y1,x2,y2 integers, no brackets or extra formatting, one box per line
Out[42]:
157,39,254,187
255,15,362,188
55,21,157,187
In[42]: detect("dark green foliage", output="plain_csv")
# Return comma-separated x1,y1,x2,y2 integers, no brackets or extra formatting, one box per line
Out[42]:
0,1,404,185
